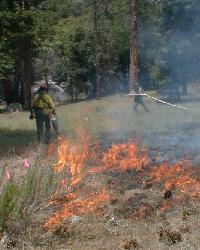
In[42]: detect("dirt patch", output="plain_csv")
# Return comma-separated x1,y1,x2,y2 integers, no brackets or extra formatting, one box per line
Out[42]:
0,111,21,120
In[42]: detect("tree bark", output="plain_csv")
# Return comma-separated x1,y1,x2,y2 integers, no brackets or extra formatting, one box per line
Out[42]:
129,0,138,93
22,2,32,108
93,0,101,99
23,37,32,108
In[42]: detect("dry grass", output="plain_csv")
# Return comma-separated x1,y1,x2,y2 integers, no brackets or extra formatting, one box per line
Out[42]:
1,89,200,249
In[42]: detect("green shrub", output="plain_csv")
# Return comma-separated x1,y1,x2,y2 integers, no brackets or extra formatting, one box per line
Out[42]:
0,158,57,231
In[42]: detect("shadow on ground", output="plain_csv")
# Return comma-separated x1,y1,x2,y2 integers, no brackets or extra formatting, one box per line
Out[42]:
0,128,36,156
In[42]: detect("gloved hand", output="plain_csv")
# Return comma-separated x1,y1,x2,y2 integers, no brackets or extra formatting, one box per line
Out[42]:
52,109,56,116
29,112,35,120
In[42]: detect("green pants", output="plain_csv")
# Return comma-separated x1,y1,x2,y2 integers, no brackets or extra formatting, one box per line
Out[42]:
133,98,149,112
35,110,51,144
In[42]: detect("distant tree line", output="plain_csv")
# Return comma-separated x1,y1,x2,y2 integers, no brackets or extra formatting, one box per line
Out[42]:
0,0,200,106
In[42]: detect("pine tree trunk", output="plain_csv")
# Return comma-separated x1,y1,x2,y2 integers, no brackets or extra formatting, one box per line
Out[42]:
22,1,32,109
23,37,32,108
93,0,101,99
129,0,138,93
3,0,32,108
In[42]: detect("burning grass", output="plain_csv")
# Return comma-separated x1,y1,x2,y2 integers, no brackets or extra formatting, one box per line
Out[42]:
41,132,200,233
89,141,149,173
1,130,200,249
2,94,200,248
44,189,110,228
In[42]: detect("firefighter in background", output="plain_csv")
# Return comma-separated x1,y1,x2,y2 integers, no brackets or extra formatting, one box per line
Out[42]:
30,83,58,144
133,83,149,112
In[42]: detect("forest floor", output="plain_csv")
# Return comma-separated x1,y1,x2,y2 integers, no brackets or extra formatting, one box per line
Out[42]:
1,87,200,249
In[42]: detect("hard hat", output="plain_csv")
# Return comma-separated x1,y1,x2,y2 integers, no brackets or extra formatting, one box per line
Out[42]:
38,82,49,91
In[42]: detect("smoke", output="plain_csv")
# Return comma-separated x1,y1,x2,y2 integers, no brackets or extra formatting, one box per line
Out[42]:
94,1,200,167
158,0,200,90
99,90,200,166
137,0,200,92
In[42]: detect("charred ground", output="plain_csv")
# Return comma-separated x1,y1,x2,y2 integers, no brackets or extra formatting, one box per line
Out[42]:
1,86,200,249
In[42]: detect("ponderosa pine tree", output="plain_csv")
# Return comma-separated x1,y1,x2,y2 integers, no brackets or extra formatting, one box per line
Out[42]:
129,0,138,93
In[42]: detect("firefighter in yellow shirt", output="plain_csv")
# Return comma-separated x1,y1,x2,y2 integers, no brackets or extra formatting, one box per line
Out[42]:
30,83,56,144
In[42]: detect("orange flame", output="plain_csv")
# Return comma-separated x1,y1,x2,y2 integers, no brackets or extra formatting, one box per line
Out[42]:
54,136,89,186
50,192,78,206
54,137,69,173
44,189,110,228
47,129,200,224
149,160,200,200
90,141,149,173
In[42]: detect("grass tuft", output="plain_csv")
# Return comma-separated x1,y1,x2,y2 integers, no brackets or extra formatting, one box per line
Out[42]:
0,154,57,233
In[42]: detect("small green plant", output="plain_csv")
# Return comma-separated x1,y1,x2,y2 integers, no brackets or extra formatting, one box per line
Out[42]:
0,182,21,229
0,157,57,232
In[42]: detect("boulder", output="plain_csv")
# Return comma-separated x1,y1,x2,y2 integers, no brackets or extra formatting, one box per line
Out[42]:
48,83,70,105
0,99,7,112
32,81,70,105
5,103,23,113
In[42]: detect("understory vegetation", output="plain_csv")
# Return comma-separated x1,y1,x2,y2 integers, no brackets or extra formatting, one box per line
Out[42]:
1,1,200,249
0,91,200,249
1,0,200,103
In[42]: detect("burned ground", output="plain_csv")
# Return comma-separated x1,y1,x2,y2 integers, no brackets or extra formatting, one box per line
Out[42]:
1,87,200,249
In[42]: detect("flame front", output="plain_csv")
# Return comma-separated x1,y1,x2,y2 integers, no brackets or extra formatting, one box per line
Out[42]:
54,136,89,186
149,160,200,200
44,189,110,228
45,132,200,228
90,141,149,173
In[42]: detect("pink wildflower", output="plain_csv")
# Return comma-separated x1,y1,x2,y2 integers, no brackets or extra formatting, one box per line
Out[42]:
23,159,30,169
6,170,12,181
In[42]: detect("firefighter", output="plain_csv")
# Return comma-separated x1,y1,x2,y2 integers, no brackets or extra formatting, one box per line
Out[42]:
30,83,57,144
133,84,149,112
